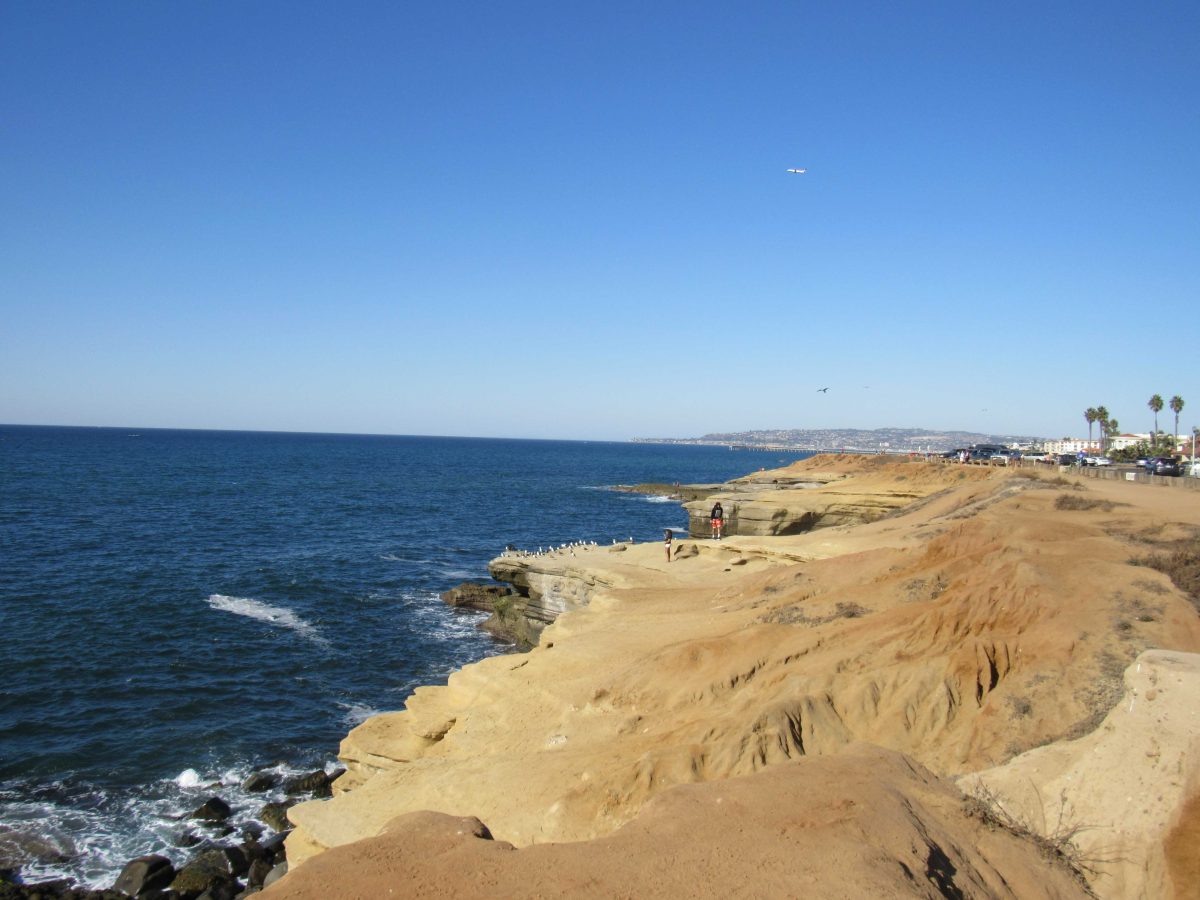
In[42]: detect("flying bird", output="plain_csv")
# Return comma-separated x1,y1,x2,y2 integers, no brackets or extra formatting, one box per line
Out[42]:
817,387,829,393
786,168,807,174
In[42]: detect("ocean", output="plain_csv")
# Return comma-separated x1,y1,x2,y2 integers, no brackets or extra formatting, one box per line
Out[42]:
0,425,806,887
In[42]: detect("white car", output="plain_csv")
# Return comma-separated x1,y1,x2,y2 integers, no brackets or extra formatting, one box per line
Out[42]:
1084,457,1112,466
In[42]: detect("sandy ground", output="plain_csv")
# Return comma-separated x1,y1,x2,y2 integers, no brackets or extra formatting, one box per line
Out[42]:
267,457,1200,899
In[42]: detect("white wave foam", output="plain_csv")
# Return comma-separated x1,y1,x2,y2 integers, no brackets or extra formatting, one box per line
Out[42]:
173,768,203,789
337,702,383,726
206,595,328,646
640,495,677,504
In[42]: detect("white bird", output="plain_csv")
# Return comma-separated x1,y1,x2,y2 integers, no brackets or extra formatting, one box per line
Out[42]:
786,168,807,174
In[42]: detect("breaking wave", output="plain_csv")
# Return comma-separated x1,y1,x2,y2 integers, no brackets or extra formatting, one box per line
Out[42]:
206,594,328,646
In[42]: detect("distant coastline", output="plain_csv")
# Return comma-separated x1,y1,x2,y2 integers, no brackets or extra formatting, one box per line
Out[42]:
634,426,1045,455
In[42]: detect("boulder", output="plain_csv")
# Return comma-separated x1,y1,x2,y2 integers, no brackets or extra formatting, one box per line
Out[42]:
170,847,242,898
195,881,241,900
240,772,277,794
281,770,331,798
258,830,289,863
112,854,175,897
190,797,232,824
259,802,293,834
245,857,273,889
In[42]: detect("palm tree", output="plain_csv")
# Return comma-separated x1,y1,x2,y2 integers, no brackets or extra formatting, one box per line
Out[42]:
1096,406,1109,453
1170,396,1185,450
1148,395,1164,450
1084,408,1098,447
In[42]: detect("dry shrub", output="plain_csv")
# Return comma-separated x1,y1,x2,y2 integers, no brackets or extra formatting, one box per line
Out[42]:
1054,494,1119,512
1130,548,1200,612
963,784,1101,891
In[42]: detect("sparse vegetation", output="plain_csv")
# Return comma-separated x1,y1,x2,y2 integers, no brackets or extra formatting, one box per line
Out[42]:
963,784,1100,891
760,600,869,626
1007,695,1033,718
1054,494,1120,512
1130,548,1200,612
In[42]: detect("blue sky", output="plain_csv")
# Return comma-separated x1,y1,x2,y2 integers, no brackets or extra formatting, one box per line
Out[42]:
2,1,1197,440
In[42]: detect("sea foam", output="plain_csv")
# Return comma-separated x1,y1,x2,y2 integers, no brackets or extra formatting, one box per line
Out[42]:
206,594,327,645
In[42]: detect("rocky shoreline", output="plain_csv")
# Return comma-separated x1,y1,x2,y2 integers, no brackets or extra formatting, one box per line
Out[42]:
1,769,338,900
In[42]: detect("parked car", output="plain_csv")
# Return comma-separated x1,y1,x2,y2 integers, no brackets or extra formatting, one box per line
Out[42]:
1147,457,1181,476
1056,453,1078,466
1083,456,1112,467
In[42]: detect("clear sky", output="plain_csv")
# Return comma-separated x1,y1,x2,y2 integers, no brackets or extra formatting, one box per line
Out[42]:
2,1,1197,441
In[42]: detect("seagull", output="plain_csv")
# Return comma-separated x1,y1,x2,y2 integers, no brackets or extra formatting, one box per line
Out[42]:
786,168,807,174
817,387,829,393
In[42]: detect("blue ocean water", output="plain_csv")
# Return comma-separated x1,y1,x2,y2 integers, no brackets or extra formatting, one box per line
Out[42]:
0,425,806,886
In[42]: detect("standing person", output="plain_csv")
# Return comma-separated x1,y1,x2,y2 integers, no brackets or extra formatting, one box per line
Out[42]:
710,501,724,540
664,529,673,562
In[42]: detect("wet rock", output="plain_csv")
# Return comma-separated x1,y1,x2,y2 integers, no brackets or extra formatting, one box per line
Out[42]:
239,773,276,794
171,830,203,849
245,858,272,889
239,823,263,843
281,771,330,799
169,854,238,898
113,854,175,896
257,831,288,863
189,798,232,824
194,882,239,900
258,803,292,834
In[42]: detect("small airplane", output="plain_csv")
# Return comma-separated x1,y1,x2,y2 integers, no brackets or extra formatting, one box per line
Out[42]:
786,168,807,174
817,387,829,393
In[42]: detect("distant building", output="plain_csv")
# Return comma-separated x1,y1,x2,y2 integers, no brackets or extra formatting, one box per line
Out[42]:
1107,433,1147,451
1044,438,1100,454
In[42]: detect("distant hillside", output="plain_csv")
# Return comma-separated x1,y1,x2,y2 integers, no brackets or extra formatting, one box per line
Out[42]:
634,427,1044,453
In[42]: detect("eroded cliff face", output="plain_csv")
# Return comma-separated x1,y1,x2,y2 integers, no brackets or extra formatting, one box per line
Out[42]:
267,744,1093,900
280,456,1200,899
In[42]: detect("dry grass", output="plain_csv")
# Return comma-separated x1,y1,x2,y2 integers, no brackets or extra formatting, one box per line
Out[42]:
963,784,1101,894
1054,494,1124,512
1130,548,1200,613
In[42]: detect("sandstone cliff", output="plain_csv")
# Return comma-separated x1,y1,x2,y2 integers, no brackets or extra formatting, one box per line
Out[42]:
274,456,1200,899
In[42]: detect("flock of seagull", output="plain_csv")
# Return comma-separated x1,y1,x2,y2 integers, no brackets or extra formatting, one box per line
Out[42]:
501,539,632,559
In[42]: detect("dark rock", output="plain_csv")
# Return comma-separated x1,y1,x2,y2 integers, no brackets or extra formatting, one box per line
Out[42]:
257,832,288,864
258,803,292,834
8,878,72,898
192,846,248,879
169,859,236,898
113,854,175,897
280,771,330,799
245,858,272,889
171,830,202,849
239,824,263,844
239,773,276,794
189,798,232,824
194,882,239,900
